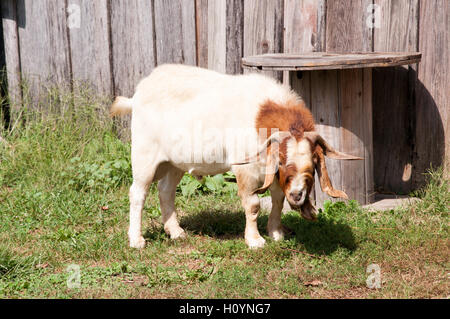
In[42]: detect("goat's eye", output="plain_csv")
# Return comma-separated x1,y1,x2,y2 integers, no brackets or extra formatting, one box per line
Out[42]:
285,176,293,184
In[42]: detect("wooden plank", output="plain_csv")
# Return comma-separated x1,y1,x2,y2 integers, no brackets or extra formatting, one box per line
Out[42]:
283,0,326,54
208,0,244,74
326,0,373,53
69,0,112,96
372,0,419,194
243,0,284,80
154,0,196,66
109,0,156,141
110,0,155,97
413,0,449,186
339,69,368,204
195,0,208,69
0,12,7,127
283,0,325,90
17,0,71,104
225,0,244,74
0,0,22,112
310,70,342,206
363,68,374,203
242,52,421,70
207,0,226,73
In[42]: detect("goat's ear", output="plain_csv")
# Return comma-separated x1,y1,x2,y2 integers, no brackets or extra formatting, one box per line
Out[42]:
300,198,318,221
231,131,292,165
252,148,278,194
313,146,349,199
304,131,363,160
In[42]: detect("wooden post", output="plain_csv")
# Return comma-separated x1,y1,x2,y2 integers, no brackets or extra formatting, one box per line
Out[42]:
16,0,71,106
413,0,449,186
243,0,284,80
207,0,244,74
154,0,197,66
109,0,156,140
0,0,22,116
69,0,112,96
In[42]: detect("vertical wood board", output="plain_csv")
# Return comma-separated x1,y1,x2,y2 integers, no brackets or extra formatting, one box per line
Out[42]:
243,0,284,80
154,0,196,66
69,0,112,96
413,0,449,186
0,0,22,109
17,0,71,102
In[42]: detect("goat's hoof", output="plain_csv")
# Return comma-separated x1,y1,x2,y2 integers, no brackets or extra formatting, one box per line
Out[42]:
268,227,285,241
129,236,146,249
169,227,186,240
246,236,266,249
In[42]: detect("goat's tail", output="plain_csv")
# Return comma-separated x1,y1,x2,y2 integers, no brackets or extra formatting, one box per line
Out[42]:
110,96,133,117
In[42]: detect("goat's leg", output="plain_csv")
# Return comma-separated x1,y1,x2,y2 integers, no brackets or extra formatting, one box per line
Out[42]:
128,152,162,249
158,167,185,239
267,182,286,241
234,166,265,249
242,193,265,249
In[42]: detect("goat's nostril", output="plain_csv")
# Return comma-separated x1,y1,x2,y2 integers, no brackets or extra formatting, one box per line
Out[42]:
290,191,303,202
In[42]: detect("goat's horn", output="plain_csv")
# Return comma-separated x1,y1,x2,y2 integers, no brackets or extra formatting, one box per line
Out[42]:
304,131,363,160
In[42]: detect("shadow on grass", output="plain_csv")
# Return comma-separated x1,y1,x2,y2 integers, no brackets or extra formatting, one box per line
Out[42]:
178,209,356,256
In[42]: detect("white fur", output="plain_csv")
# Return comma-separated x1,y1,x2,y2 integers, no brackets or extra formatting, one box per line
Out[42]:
113,64,304,249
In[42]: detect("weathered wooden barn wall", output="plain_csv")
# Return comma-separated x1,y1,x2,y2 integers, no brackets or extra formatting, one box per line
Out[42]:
0,15,8,128
1,0,448,193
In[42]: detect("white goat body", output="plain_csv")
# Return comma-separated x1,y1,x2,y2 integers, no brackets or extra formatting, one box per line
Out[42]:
112,64,358,249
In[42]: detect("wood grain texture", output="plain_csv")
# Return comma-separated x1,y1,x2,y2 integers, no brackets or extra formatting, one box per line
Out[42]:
372,0,419,194
243,0,284,80
326,0,373,52
110,0,155,97
363,68,374,203
243,52,421,70
208,0,243,74
225,0,244,74
0,0,22,110
110,0,156,141
283,0,325,88
283,0,326,54
325,0,374,204
339,69,370,204
154,0,196,66
310,70,342,206
17,0,71,103
207,0,226,72
195,0,208,68
69,0,112,96
413,0,449,186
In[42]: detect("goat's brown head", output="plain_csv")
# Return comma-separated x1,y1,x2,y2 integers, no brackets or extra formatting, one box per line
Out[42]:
245,130,361,220
234,99,363,220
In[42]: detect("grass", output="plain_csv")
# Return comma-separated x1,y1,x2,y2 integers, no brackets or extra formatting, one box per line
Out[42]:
0,86,448,299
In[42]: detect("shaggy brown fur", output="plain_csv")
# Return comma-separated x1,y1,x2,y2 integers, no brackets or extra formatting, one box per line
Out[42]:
255,99,316,194
255,99,315,140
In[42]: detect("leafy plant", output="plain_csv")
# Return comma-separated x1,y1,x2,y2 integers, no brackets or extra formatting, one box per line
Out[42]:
177,172,238,197
62,156,131,191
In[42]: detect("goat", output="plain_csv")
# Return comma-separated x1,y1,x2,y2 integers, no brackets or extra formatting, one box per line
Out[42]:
111,64,361,249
